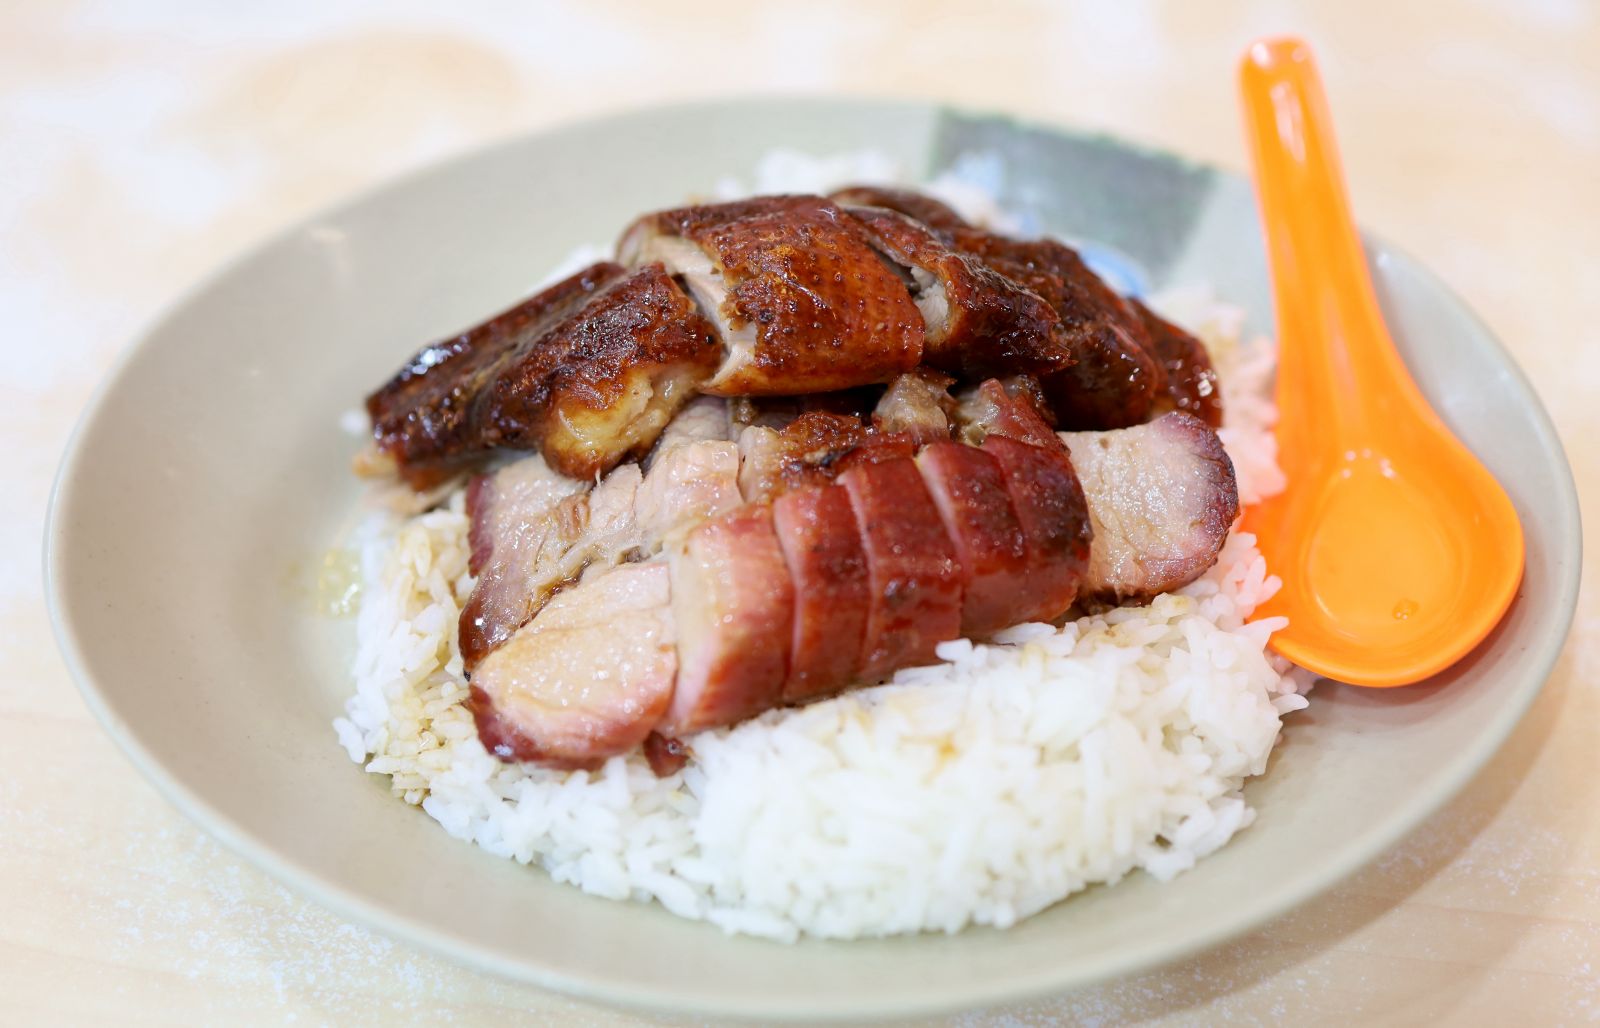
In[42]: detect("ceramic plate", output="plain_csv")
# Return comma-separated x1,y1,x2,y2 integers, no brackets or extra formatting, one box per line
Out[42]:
45,98,1581,1020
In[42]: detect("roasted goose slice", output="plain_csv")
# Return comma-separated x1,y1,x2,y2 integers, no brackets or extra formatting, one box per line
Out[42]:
1132,300,1223,428
839,457,965,681
772,484,870,702
664,505,794,734
618,195,926,394
828,185,972,234
843,205,1068,377
366,262,625,489
952,230,1162,431
1062,412,1239,603
470,561,677,768
480,263,720,477
366,261,719,486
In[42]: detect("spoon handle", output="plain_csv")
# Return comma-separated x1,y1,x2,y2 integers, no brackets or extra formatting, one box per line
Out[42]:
1239,37,1428,456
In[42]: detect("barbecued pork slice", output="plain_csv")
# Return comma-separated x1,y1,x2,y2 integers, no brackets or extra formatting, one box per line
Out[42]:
663,505,795,734
954,379,1093,621
469,561,676,768
829,185,972,234
481,263,721,477
914,443,1034,636
461,402,741,669
1062,413,1239,604
618,195,926,394
844,205,1069,377
1132,300,1223,428
951,230,1161,430
459,455,590,669
839,458,964,681
366,262,626,489
771,484,870,701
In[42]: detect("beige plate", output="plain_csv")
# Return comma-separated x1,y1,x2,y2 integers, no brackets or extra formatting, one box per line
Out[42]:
45,98,1581,1020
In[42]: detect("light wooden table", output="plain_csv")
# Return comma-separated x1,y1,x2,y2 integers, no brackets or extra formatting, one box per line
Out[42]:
6,1,1596,1023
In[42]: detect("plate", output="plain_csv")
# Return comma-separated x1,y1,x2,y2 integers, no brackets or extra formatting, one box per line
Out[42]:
45,98,1581,1020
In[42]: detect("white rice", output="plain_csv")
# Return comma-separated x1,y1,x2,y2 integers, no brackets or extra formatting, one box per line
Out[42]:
333,155,1311,942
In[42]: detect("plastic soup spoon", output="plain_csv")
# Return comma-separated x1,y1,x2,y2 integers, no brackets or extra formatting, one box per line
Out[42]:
1238,37,1524,686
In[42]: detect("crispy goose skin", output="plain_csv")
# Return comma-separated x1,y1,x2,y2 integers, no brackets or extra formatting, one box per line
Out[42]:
952,230,1162,430
618,195,926,394
664,505,794,734
844,205,1068,377
367,262,625,489
772,484,871,702
470,561,677,768
1132,300,1223,428
828,185,972,234
839,458,965,681
481,264,721,477
1061,412,1238,603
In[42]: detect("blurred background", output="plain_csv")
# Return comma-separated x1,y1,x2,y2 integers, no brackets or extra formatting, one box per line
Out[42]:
4,0,1596,1023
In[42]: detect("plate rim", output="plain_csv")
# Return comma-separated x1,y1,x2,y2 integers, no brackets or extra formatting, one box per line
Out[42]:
43,95,1584,1020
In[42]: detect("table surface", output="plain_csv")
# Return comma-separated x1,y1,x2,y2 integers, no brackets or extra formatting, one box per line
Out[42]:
6,1,1597,1023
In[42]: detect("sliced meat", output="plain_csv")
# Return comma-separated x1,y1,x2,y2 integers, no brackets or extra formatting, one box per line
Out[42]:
1132,299,1223,428
981,435,1092,623
663,505,795,734
838,458,964,681
366,262,626,489
459,455,590,669
828,185,971,234
914,443,1033,636
771,484,870,701
634,402,743,546
844,205,1068,377
955,379,1094,622
872,368,956,446
618,195,925,394
462,403,740,669
952,230,1161,430
481,263,721,477
469,561,677,768
737,411,872,504
954,377,1061,449
1061,413,1239,603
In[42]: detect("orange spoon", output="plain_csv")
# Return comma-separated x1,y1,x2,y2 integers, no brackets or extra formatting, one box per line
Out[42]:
1237,37,1524,686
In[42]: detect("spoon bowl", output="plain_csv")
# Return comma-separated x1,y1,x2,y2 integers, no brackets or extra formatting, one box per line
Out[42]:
1238,37,1524,687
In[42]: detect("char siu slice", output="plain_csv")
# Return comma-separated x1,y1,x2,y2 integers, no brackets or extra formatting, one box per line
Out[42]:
771,484,871,702
469,561,677,768
839,458,964,681
1062,412,1239,604
914,443,1034,636
663,505,795,734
